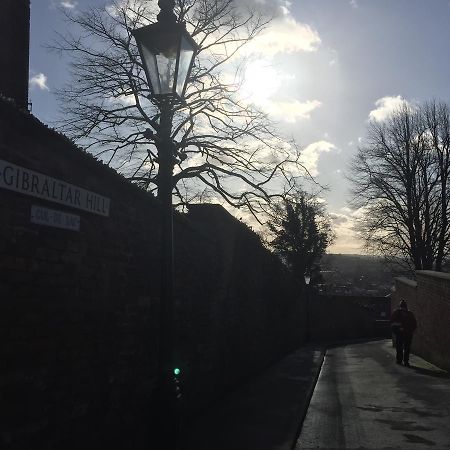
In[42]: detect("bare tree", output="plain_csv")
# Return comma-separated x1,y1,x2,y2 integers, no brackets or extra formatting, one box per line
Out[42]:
52,0,305,220
423,101,450,271
349,100,450,271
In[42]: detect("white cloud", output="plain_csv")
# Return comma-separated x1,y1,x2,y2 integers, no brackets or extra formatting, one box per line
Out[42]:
29,73,49,91
115,0,319,58
105,0,157,22
327,48,339,67
279,0,292,16
330,212,349,226
238,1,320,56
268,99,322,123
328,207,364,254
368,95,410,122
246,17,321,57
110,0,319,57
301,140,338,176
240,60,321,123
108,94,136,106
350,0,359,8
239,0,292,18
60,0,78,8
230,3,321,122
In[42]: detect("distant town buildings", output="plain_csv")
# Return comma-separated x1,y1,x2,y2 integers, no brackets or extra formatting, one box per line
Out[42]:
316,254,399,297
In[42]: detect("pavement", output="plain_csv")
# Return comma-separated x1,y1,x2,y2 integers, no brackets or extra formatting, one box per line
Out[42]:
295,339,450,449
185,344,325,450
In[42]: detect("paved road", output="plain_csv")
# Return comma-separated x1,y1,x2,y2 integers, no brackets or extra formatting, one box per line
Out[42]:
186,346,325,450
295,340,450,449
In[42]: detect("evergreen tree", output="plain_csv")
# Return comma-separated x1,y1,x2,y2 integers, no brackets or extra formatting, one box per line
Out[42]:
267,192,334,284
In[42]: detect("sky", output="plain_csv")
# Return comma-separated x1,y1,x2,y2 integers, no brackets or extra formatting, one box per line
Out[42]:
29,0,450,254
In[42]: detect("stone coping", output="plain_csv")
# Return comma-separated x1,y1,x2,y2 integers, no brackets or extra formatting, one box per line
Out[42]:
395,277,418,288
416,270,450,281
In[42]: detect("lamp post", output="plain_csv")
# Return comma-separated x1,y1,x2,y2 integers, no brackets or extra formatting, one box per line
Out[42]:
132,1,197,448
304,274,311,342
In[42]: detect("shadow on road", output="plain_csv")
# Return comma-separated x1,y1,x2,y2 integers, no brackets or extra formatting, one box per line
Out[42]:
409,364,450,379
322,337,389,349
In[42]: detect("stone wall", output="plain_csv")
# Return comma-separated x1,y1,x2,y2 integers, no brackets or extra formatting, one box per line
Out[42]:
0,99,303,449
393,271,450,371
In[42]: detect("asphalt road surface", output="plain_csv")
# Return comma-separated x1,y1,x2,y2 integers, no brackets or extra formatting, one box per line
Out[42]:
295,339,450,449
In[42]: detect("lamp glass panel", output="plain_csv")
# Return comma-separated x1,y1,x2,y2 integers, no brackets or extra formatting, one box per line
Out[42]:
155,43,178,95
176,34,195,97
141,45,161,94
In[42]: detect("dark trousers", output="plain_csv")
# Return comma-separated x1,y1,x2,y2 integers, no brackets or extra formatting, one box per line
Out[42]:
395,332,413,363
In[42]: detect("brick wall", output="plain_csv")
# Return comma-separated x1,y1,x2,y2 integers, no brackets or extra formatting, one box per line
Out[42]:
0,99,303,449
181,205,305,407
0,1,30,108
0,99,162,449
393,271,450,371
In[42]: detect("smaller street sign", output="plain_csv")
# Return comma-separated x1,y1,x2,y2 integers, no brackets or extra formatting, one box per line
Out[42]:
31,205,80,232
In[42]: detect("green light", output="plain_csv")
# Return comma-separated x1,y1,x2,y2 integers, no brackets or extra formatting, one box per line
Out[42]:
174,368,181,376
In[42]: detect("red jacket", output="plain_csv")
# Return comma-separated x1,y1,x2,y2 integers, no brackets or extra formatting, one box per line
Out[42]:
391,308,417,336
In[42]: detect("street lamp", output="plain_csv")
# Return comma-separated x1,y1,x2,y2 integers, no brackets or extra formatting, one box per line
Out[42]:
304,273,311,342
132,4,197,101
132,1,198,448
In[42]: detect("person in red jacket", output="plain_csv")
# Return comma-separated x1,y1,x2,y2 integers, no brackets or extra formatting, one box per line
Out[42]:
390,300,417,367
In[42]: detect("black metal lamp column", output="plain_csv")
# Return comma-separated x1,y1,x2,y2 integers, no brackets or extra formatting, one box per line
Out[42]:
304,274,311,342
156,101,177,450
132,1,198,448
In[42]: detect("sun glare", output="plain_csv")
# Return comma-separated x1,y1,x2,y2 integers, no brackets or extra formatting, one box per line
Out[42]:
241,60,282,105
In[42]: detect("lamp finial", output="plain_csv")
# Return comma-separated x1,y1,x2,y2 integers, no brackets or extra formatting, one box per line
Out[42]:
157,0,177,24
